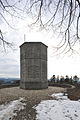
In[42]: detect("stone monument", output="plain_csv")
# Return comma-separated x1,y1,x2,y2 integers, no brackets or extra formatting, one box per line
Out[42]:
20,42,48,89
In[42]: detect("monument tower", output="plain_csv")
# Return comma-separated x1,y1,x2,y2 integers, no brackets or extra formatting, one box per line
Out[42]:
20,42,48,89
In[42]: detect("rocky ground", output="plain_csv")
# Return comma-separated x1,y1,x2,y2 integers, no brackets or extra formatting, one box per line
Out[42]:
67,87,80,100
0,86,67,120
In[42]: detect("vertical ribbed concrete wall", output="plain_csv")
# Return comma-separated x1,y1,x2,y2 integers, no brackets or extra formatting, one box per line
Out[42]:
20,42,48,89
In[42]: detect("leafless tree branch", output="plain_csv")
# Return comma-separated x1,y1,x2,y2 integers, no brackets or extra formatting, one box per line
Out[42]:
0,0,80,54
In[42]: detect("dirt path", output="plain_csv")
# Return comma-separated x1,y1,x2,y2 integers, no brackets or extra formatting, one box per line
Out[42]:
0,87,67,120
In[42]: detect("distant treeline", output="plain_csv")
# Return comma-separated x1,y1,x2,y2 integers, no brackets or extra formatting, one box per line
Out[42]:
50,75,80,84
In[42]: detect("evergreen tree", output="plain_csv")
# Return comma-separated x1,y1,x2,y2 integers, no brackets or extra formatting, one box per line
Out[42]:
65,75,70,83
73,75,79,83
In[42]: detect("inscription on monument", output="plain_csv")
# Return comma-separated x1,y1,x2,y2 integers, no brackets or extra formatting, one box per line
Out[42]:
42,61,46,78
28,65,40,78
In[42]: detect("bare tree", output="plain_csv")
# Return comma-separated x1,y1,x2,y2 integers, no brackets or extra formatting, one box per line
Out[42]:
0,0,24,48
0,0,80,53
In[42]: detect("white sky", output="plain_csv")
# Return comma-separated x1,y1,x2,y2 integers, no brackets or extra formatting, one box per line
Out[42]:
0,8,80,79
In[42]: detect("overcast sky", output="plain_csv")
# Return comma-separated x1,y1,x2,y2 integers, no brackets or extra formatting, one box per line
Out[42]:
1,22,80,79
1,1,80,79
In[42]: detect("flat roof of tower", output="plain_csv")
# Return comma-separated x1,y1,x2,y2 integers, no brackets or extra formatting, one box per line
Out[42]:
20,42,48,48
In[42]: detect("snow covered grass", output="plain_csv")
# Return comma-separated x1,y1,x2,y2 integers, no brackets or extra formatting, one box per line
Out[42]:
0,98,26,120
34,93,80,120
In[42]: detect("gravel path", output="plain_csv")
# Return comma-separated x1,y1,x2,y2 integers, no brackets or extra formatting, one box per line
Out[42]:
0,87,67,120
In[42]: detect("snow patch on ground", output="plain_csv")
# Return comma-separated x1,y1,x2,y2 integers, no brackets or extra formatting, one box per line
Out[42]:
0,98,26,120
34,93,80,120
51,92,68,100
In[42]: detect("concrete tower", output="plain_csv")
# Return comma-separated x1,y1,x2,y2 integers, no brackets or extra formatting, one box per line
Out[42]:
20,42,48,89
